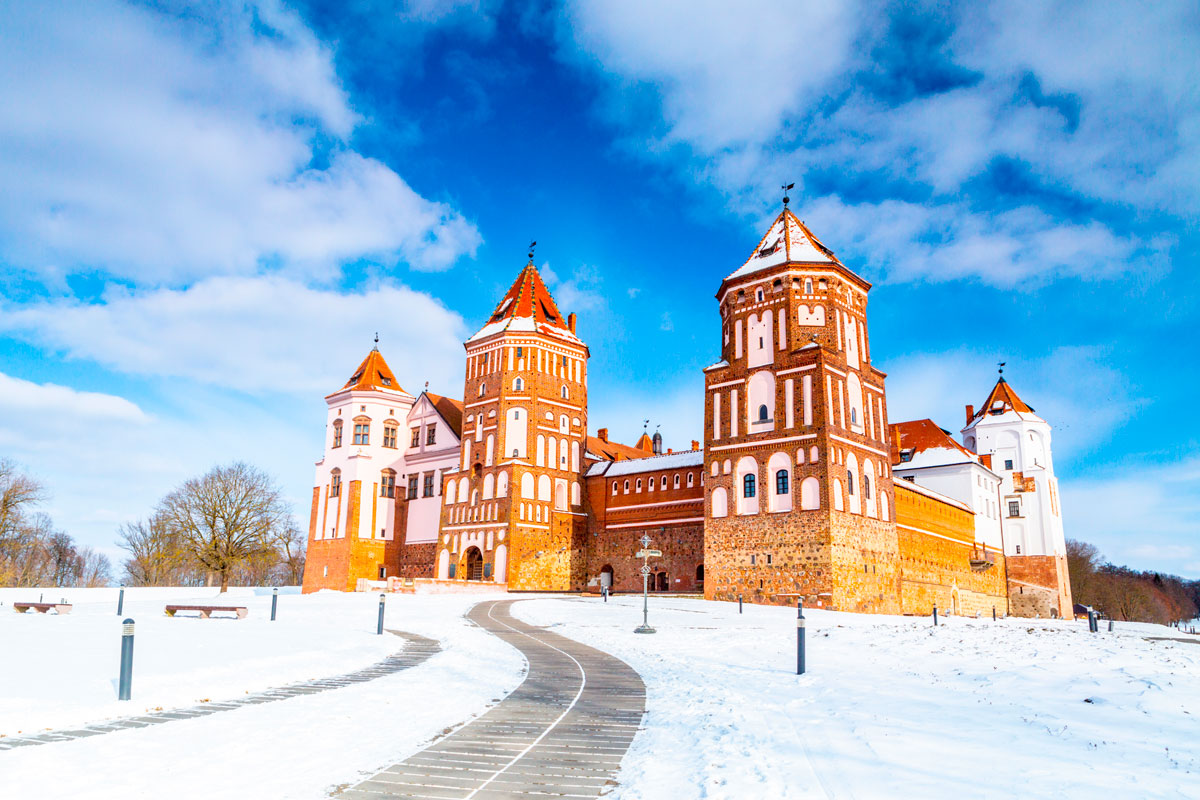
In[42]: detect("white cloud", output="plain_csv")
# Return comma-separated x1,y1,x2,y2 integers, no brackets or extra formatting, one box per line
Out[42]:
0,373,147,423
1061,456,1200,578
0,276,468,396
554,0,1199,286
0,0,480,284
881,345,1142,466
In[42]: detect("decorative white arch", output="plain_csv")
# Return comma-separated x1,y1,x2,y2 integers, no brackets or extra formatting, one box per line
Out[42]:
800,476,820,510
496,471,509,498
711,487,729,518
537,474,552,502
520,472,535,499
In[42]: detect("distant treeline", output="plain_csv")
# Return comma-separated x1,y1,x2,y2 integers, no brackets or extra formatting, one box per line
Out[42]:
1067,539,1199,625
1,459,112,587
1,459,304,590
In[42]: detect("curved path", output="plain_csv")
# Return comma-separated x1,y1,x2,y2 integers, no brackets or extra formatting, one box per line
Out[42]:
338,598,646,799
0,631,440,752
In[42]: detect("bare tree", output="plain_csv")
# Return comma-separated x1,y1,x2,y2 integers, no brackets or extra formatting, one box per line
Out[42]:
158,463,290,593
117,513,194,586
76,547,113,587
274,521,307,586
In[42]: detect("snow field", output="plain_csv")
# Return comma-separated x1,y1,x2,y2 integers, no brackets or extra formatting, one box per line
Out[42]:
514,596,1200,800
0,588,527,799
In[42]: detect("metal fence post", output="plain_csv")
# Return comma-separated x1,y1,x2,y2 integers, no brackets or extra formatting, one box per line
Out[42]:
118,618,135,701
271,587,278,622
117,586,125,616
377,593,386,635
796,599,806,675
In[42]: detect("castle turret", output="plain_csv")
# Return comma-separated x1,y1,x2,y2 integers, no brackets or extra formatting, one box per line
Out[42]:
702,207,901,611
963,375,1072,617
434,259,590,589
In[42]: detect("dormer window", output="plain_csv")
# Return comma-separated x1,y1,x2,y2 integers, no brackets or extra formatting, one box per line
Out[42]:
899,448,914,463
381,377,392,386
540,300,557,321
757,238,780,258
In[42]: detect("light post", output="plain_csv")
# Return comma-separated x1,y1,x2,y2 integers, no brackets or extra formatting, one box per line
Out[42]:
634,533,659,634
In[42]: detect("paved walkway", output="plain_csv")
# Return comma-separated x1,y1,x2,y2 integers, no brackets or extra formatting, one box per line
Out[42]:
339,599,646,800
0,630,440,751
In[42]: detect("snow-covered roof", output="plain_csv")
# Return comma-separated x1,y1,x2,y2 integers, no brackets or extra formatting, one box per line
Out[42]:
467,262,583,345
586,449,705,477
725,208,838,282
703,360,730,372
893,478,973,514
965,377,1042,428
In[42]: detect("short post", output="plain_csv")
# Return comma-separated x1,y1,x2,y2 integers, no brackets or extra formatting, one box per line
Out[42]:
602,586,608,603
992,606,996,622
117,586,125,616
933,604,938,626
271,587,278,621
377,593,386,635
739,595,743,614
796,599,806,675
1108,619,1113,632
118,618,135,701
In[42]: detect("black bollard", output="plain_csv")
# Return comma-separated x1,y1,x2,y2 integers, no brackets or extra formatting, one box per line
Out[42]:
1108,619,1113,632
933,604,938,626
992,606,996,622
118,618,135,701
271,588,278,621
377,593,386,635
117,586,125,616
602,586,608,603
796,599,806,675
739,595,743,614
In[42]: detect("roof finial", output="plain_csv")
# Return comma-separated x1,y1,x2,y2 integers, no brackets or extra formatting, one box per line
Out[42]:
528,240,537,264
998,360,1006,376
782,182,795,209
373,332,379,351
424,380,429,391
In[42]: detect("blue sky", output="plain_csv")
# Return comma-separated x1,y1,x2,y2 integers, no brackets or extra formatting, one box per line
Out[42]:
1,0,1197,576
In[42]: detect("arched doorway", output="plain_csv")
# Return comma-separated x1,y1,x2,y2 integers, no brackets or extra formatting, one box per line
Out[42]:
600,565,614,591
695,564,704,590
656,572,668,592
464,547,484,581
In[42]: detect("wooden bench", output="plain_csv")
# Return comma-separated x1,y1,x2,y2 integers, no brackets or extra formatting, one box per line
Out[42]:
165,604,248,619
13,602,72,615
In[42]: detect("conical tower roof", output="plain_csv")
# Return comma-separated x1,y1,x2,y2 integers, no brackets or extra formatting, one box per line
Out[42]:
468,261,581,344
967,376,1036,425
333,347,404,395
726,208,840,282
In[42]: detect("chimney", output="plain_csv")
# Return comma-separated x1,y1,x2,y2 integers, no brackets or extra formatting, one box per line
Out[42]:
667,448,673,454
965,404,974,424
567,312,576,334
597,427,608,443
691,440,700,451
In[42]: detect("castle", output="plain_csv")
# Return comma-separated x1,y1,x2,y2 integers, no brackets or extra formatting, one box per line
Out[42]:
302,207,1073,618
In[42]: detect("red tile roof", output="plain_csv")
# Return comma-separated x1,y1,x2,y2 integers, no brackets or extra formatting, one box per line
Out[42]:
586,434,651,463
970,377,1035,423
889,418,976,466
489,262,568,331
335,348,403,395
424,392,464,439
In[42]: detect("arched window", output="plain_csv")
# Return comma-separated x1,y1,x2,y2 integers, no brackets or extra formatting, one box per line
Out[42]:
800,477,820,510
478,382,485,397
758,404,769,421
810,446,819,463
636,478,642,492
661,475,667,489
561,385,569,399
775,469,789,495
482,473,495,500
520,472,535,499
864,473,871,500
612,481,618,495
805,278,813,294
332,419,343,448
711,462,719,477
329,468,341,497
711,487,728,517
537,474,551,501
687,473,694,487
623,480,630,493
743,473,756,498
497,471,509,498
673,474,681,489
513,377,524,391
848,471,856,495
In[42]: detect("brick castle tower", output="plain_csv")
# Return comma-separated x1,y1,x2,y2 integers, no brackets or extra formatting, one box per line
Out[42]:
433,258,591,590
702,206,902,611
963,375,1073,617
302,347,411,592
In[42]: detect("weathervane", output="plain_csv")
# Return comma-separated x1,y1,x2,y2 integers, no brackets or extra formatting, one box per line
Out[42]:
373,332,379,350
528,240,537,262
998,361,1006,376
782,182,795,208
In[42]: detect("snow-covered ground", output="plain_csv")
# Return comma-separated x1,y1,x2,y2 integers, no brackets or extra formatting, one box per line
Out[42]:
0,587,524,799
2,588,1197,798
515,596,1200,800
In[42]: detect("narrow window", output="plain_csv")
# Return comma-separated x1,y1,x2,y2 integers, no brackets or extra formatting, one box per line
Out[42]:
848,471,856,496
743,473,756,498
775,469,789,495
517,346,523,357
381,474,395,498
758,404,769,422
636,478,642,492
410,427,420,447
673,474,680,489
407,476,419,499
332,421,343,448
612,482,618,495
478,382,486,397
383,425,397,449
423,473,434,497
624,480,630,493
330,471,341,497
805,278,813,294
561,386,569,399
1008,500,1020,517
864,474,871,500
687,473,694,487
426,424,436,445
756,288,764,302
514,377,524,391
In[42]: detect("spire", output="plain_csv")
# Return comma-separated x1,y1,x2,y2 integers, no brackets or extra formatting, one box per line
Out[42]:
336,347,403,394
969,374,1035,423
726,207,839,282
468,255,580,344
